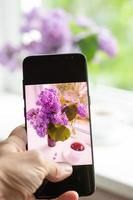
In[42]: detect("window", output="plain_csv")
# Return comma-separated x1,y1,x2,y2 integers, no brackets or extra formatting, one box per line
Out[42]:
21,0,42,12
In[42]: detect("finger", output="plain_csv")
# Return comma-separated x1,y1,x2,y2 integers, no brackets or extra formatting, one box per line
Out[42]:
57,191,79,200
8,125,27,151
9,125,27,145
1,151,73,197
24,150,73,182
46,161,73,182
26,195,36,200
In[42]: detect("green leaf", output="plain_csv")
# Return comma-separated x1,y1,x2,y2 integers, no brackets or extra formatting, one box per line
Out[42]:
77,34,99,61
48,124,71,142
63,104,77,121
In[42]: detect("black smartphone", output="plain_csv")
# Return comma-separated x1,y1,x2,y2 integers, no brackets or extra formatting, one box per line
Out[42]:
23,53,95,199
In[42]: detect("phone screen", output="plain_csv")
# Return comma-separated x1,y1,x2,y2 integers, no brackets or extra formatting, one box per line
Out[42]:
25,82,92,166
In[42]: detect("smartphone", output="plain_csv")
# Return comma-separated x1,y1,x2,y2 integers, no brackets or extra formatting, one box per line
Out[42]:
23,53,95,199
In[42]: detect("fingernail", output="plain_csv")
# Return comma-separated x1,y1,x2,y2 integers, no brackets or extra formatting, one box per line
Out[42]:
59,163,73,173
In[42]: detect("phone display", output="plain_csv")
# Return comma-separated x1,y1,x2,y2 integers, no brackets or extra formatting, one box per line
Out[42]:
23,54,95,199
25,82,92,166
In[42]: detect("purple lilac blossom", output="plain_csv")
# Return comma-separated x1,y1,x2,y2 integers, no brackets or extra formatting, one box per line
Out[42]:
27,88,69,137
41,9,72,53
76,17,118,58
26,108,47,137
0,44,20,70
77,103,87,118
34,115,47,137
50,112,68,126
20,8,43,33
24,8,41,21
98,28,118,57
0,8,118,71
21,8,73,54
26,108,39,120
36,88,61,113
22,41,44,54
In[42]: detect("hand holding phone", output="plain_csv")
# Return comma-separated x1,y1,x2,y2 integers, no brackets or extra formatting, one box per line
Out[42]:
23,54,95,199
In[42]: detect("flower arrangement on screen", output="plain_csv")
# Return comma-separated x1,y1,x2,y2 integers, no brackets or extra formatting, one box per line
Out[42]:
0,8,117,71
27,88,87,144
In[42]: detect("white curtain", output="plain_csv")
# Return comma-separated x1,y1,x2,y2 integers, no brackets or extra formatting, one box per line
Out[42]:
0,0,21,47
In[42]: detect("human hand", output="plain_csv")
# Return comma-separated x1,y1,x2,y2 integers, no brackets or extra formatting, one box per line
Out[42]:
0,126,78,200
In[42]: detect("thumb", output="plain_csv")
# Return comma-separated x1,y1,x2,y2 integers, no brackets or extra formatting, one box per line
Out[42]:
22,150,73,182
1,150,73,198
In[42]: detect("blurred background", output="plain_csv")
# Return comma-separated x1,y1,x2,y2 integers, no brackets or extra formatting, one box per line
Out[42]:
0,0,133,199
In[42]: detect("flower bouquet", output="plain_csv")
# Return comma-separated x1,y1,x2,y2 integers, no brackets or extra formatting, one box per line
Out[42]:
27,87,87,147
0,8,118,69
0,8,117,93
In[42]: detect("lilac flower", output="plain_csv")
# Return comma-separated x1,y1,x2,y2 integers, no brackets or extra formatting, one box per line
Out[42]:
24,8,41,22
0,7,118,72
40,111,50,125
41,9,72,53
27,88,69,137
22,41,44,54
76,16,118,58
21,8,73,54
98,28,118,57
27,108,48,137
36,88,61,113
50,112,68,126
26,108,47,137
0,44,20,70
20,8,43,33
34,115,47,137
26,108,39,120
77,103,87,118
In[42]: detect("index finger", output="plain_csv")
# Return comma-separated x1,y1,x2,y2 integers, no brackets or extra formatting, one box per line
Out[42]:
8,125,27,151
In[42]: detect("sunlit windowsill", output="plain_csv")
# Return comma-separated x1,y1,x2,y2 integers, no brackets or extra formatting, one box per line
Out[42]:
0,85,133,199
91,85,133,199
94,135,133,199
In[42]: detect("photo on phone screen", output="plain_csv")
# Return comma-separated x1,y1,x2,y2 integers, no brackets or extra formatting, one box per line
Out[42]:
25,82,92,166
